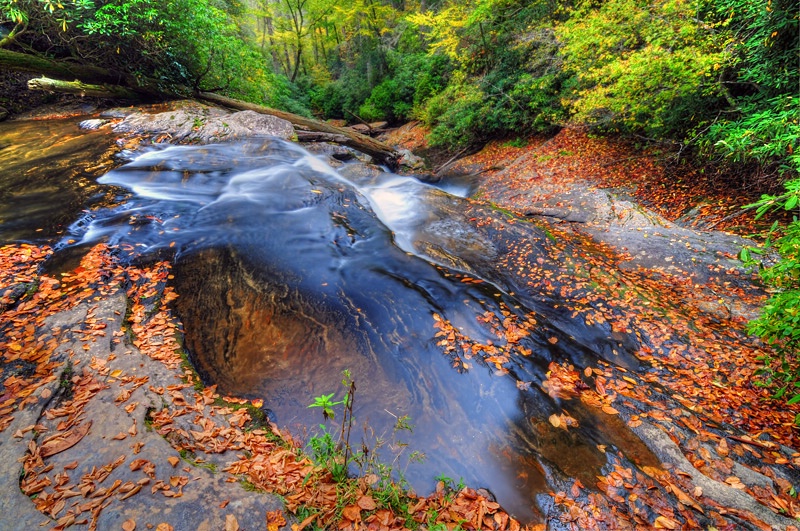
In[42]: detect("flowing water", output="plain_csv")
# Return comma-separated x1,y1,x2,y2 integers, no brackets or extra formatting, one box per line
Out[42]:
1,118,660,523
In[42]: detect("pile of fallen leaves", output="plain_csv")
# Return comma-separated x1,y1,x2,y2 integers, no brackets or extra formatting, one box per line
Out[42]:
454,128,782,236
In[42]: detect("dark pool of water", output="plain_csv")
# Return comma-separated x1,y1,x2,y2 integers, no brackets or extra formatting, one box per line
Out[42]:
4,125,660,523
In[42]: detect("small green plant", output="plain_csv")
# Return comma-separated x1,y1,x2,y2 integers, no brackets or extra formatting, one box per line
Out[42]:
308,370,357,478
308,393,342,421
504,137,528,148
305,370,426,519
308,425,349,482
58,361,74,401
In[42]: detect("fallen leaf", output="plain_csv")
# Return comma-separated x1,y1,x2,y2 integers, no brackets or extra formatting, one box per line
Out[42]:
654,515,678,529
167,456,180,467
267,510,287,531
40,421,92,457
122,519,136,531
342,505,361,521
225,514,239,531
357,494,376,511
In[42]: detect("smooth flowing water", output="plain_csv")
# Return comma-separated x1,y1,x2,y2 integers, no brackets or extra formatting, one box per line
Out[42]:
1,119,659,523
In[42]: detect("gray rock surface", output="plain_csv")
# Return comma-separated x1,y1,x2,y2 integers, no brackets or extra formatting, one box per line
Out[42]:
0,292,286,530
113,101,295,144
479,152,765,321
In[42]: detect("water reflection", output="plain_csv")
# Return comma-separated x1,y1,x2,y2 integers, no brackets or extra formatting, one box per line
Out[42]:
0,118,117,243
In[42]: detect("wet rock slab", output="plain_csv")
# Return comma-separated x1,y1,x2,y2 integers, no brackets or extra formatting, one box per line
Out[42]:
0,293,286,531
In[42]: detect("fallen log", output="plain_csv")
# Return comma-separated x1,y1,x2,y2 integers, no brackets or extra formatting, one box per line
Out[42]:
0,48,165,98
27,76,140,100
196,92,400,170
295,131,351,144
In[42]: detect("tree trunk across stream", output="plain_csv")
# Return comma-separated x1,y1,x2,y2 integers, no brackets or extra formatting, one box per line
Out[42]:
0,101,797,531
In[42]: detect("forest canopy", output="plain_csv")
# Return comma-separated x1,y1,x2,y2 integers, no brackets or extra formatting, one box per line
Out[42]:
2,0,797,181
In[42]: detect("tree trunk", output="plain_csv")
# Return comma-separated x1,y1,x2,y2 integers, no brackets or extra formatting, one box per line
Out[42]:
2,48,403,168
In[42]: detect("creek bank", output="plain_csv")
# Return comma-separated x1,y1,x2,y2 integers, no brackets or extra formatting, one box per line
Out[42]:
1,106,799,530
386,123,766,321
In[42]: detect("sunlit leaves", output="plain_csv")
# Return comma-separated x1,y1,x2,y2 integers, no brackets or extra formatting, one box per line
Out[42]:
557,0,730,136
406,5,469,62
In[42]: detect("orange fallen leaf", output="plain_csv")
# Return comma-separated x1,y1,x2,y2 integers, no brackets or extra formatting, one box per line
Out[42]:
342,505,361,521
357,494,376,511
654,515,678,529
225,514,239,531
122,519,136,531
167,456,180,467
40,421,92,457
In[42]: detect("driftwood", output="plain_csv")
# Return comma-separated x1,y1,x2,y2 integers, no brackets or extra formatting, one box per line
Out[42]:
196,92,400,169
27,76,140,99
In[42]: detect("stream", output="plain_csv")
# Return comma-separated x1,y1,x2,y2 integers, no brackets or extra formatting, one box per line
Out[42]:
1,116,663,523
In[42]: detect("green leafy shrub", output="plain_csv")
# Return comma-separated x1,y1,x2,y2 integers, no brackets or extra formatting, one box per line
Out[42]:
423,78,487,148
557,0,730,137
358,52,452,123
703,95,800,179
744,181,800,411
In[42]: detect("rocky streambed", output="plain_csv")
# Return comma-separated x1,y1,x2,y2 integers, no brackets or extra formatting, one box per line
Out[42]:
0,102,797,531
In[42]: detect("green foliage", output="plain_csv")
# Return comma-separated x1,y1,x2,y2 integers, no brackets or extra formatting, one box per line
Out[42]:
357,52,452,123
409,0,569,148
423,78,485,148
703,95,800,177
557,0,729,136
308,393,342,421
308,424,349,482
713,0,799,95
743,180,800,411
1,0,307,111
